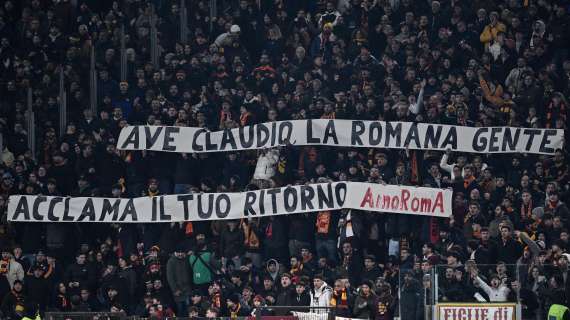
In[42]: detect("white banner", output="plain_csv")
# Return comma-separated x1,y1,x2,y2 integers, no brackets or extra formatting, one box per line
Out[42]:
116,120,563,154
7,182,452,223
436,303,517,320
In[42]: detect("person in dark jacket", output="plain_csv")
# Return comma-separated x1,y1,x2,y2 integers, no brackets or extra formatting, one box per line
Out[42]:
24,266,50,312
275,273,295,314
352,281,377,319
77,287,100,312
400,271,423,320
497,225,523,265
117,257,137,309
166,248,191,316
226,293,250,317
64,253,95,296
361,255,383,284
290,282,310,312
219,220,245,267
263,216,289,263
508,279,538,320
1,279,25,319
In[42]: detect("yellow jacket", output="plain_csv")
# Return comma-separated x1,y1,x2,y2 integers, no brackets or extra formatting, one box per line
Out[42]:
479,78,504,106
480,23,506,46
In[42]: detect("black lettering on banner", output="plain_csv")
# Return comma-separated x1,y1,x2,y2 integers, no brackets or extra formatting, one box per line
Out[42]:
472,128,488,152
144,126,163,149
523,129,541,151
256,124,270,148
78,198,96,222
300,186,315,210
100,199,120,221
424,125,442,149
62,197,74,221
270,122,277,147
220,129,238,150
198,194,214,219
215,194,231,218
120,127,140,149
259,190,265,214
489,127,502,152
12,197,30,221
205,132,218,151
48,197,63,221
267,188,280,214
335,182,347,206
278,121,293,144
239,126,255,148
385,122,402,146
539,129,557,154
120,199,137,221
323,120,339,145
307,120,320,143
163,127,180,151
243,192,257,216
192,129,206,151
283,187,298,212
369,122,382,145
317,184,333,209
441,127,457,150
404,123,421,148
177,195,194,220
351,121,365,145
159,196,171,221
151,197,158,221
502,128,520,152
32,196,46,221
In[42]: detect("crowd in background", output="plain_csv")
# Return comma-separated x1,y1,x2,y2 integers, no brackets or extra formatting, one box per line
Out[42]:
0,0,569,319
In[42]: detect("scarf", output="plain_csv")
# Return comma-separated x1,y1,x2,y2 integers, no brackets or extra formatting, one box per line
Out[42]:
330,289,348,308
230,304,241,319
239,112,252,126
545,101,566,128
265,222,273,238
241,220,260,250
410,150,419,184
521,200,533,218
463,175,475,189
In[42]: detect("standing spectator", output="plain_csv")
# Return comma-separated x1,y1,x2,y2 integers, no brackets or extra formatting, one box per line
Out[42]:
166,246,191,315
309,274,331,311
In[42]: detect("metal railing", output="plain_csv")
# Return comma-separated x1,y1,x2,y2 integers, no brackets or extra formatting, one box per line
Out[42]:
45,312,133,320
26,87,36,159
58,66,67,137
43,307,336,320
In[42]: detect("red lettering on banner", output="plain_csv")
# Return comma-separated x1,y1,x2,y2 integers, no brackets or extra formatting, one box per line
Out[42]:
358,186,446,216
439,305,514,320
433,192,444,213
458,308,466,319
411,198,419,211
400,189,410,210
360,187,374,207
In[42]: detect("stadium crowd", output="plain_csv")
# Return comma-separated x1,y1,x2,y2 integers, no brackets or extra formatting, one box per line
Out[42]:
0,0,569,319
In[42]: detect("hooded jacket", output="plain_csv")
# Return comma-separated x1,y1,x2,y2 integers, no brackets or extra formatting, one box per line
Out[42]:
310,282,332,309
